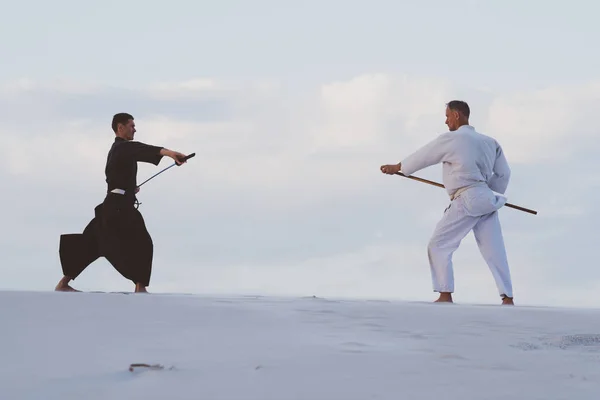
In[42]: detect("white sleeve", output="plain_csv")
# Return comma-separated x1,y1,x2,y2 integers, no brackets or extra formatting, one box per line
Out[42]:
400,133,452,176
488,144,511,194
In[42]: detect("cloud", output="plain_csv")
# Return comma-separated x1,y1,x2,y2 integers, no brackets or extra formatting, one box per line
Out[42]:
0,73,598,308
309,73,453,152
482,79,600,164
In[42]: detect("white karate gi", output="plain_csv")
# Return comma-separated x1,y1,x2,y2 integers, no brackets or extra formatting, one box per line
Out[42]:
400,125,513,298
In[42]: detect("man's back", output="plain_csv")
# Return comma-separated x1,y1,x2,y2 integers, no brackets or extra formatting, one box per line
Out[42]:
400,125,511,197
442,125,511,196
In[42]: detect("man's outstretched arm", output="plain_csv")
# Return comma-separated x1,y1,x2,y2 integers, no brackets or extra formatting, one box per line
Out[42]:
125,141,189,166
381,133,453,176
160,148,189,165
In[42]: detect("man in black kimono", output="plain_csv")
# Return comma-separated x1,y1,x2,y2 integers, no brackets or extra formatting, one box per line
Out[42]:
55,112,189,293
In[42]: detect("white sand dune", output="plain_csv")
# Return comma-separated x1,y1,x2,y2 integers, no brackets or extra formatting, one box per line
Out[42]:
1,290,599,399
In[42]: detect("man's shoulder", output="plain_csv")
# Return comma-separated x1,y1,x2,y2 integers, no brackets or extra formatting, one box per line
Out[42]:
109,139,149,158
115,139,152,148
434,130,456,142
466,127,502,145
126,140,142,147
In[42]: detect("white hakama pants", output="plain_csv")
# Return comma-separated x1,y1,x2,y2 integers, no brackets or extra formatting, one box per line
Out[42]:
427,185,513,298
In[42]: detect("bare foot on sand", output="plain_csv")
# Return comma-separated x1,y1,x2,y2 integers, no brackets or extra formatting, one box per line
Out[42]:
501,295,514,305
135,283,148,293
434,292,453,303
55,276,80,292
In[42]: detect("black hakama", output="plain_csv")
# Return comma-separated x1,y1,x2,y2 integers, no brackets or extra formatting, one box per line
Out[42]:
58,137,164,286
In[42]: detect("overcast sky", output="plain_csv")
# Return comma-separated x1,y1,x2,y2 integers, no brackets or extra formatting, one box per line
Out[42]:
1,0,599,307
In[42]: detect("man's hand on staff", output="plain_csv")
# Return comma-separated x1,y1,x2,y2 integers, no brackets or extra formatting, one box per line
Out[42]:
380,163,401,175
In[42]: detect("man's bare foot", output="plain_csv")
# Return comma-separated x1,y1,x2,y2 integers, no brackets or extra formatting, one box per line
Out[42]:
434,292,453,303
135,283,148,293
55,276,80,292
501,295,514,305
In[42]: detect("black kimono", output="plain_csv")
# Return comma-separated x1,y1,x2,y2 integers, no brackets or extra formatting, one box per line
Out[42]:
58,137,164,286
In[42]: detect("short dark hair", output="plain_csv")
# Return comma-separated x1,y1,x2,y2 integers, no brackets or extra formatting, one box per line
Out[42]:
446,100,470,118
112,113,134,133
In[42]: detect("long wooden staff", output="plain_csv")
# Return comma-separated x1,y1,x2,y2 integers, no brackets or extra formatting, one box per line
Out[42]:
394,172,537,215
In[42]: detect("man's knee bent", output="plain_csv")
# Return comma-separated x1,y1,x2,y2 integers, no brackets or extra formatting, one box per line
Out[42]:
427,234,462,258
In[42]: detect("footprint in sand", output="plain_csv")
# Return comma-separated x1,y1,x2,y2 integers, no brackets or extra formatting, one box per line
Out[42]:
340,341,370,354
438,354,468,361
357,322,386,331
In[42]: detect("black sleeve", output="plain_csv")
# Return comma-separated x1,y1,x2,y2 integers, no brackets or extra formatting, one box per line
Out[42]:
125,141,164,165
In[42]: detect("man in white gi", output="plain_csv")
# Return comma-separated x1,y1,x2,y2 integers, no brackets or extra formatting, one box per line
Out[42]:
380,100,514,305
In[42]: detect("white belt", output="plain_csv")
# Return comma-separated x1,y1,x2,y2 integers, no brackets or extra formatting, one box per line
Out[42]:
450,183,507,202
450,185,473,201
449,182,487,201
110,188,126,195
